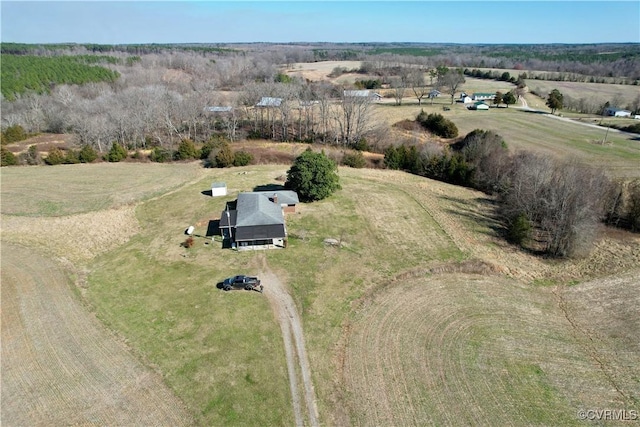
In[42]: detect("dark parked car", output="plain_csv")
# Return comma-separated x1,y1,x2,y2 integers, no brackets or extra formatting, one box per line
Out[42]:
221,275,263,292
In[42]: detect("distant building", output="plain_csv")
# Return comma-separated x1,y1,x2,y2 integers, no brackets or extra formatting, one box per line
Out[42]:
472,93,496,101
604,107,632,117
468,101,490,110
256,97,283,107
343,90,382,101
205,106,233,113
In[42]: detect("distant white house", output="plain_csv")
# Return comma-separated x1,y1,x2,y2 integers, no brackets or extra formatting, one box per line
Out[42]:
605,107,632,117
428,89,441,98
472,93,496,101
460,94,473,103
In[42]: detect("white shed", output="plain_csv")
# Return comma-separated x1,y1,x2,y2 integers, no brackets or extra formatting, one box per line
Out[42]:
211,182,227,197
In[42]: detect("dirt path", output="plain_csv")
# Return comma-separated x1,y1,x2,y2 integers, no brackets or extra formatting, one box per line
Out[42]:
1,242,193,426
258,255,319,427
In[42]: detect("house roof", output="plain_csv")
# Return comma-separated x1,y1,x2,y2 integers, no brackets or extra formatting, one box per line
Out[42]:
265,190,299,205
220,209,238,227
606,107,630,113
212,182,226,188
219,191,298,242
256,97,283,107
235,193,284,227
473,93,495,97
205,106,233,112
343,90,382,98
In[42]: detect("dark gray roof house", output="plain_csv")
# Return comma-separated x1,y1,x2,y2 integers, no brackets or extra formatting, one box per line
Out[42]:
219,191,299,250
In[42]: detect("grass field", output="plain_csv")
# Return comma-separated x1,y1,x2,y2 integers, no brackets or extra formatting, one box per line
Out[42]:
2,163,638,426
372,98,640,178
1,242,194,426
0,162,204,216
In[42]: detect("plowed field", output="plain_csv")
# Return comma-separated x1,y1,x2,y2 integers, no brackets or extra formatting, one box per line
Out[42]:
1,242,193,426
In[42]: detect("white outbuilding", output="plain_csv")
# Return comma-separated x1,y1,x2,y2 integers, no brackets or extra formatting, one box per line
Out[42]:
211,182,227,197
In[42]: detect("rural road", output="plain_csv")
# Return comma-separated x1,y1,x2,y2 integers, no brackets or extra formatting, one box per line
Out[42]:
259,256,320,427
517,96,638,138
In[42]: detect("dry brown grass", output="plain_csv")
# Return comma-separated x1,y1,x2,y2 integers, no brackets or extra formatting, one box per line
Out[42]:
1,206,140,263
1,242,194,426
341,272,638,426
1,161,205,216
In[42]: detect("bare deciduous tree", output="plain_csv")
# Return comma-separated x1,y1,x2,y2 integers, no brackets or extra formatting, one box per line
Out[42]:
334,90,374,147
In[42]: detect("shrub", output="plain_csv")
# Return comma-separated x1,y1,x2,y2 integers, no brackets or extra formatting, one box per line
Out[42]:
78,144,98,163
45,147,66,165
507,213,531,244
150,146,173,163
21,145,41,165
384,146,402,170
353,137,370,151
416,111,458,138
1,147,17,166
1,124,27,144
342,151,366,168
64,149,80,164
182,236,195,248
175,139,198,160
106,142,128,162
214,142,234,167
233,150,253,166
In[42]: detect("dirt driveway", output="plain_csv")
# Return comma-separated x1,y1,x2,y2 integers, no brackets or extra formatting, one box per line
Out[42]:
258,255,320,427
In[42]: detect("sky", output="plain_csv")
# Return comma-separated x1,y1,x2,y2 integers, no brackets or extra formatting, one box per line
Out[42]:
1,1,639,45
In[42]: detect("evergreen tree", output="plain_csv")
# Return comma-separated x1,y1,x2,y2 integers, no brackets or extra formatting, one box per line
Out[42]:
286,148,341,202
107,142,128,162
502,91,517,108
1,147,17,166
546,89,564,114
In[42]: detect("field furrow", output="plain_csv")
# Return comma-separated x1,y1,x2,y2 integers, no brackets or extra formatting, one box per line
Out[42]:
1,242,193,426
342,274,629,426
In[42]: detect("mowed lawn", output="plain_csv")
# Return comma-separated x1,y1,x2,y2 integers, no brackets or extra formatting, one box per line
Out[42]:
3,163,638,426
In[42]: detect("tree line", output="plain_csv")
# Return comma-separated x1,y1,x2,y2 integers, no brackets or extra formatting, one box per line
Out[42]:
384,120,640,257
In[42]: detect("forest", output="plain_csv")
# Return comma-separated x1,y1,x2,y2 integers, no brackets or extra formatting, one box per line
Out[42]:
1,54,121,100
2,42,638,150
